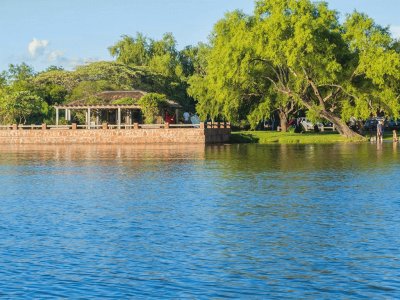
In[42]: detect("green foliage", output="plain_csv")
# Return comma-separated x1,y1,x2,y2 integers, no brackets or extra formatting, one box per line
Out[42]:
109,33,149,66
188,10,295,127
0,90,48,124
6,63,35,82
109,33,179,78
0,73,6,88
137,93,168,124
68,80,117,102
33,69,77,92
189,0,400,137
247,99,271,129
305,105,324,124
109,33,196,110
73,61,139,89
112,97,135,105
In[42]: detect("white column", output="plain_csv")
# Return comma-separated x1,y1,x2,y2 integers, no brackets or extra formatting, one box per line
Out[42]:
126,110,131,125
56,107,59,126
118,107,121,129
87,108,91,129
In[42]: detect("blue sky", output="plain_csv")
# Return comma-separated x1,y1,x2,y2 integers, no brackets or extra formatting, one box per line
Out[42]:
1,0,399,72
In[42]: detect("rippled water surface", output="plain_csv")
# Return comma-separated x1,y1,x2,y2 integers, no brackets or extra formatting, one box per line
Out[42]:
0,143,400,299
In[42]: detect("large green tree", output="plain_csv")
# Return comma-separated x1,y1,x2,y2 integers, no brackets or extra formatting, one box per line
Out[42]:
253,0,400,137
109,33,149,66
0,90,48,124
0,64,49,124
109,33,196,110
188,11,297,130
189,0,400,137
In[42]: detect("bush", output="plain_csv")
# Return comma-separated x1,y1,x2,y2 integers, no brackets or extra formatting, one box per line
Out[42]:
137,93,168,123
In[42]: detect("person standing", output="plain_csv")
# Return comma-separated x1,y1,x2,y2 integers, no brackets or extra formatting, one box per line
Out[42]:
183,112,190,124
393,130,399,143
377,120,383,143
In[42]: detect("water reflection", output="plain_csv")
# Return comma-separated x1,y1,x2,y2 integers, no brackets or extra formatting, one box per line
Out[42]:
0,143,399,298
206,143,400,173
0,144,206,164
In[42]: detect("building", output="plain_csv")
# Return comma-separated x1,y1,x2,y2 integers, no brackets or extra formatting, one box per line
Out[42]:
53,90,182,128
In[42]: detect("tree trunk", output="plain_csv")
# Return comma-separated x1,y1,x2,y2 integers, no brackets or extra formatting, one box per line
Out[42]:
320,110,363,139
279,111,288,132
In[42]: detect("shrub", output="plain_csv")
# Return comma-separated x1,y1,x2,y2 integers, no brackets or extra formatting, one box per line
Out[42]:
137,93,168,123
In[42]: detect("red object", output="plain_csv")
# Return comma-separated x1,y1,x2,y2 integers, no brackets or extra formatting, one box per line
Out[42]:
165,113,175,124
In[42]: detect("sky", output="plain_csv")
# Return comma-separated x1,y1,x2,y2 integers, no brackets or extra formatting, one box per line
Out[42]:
1,0,400,72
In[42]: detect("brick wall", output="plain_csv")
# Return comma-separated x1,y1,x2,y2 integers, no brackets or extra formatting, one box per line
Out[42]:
0,128,231,145
205,128,231,143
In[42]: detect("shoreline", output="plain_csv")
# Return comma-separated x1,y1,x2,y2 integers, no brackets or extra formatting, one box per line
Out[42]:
0,127,231,145
230,131,395,145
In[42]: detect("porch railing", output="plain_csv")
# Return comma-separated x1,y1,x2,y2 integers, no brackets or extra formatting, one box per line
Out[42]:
0,122,231,130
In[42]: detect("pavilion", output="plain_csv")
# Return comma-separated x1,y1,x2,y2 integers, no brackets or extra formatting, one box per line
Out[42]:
53,90,182,128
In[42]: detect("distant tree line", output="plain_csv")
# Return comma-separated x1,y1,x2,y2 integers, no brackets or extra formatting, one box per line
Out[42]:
1,0,400,138
0,33,199,124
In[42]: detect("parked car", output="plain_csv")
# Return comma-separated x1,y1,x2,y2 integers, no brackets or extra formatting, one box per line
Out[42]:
298,117,324,132
363,117,386,131
386,119,400,130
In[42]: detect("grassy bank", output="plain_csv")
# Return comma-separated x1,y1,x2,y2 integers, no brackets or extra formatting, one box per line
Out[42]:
230,131,369,144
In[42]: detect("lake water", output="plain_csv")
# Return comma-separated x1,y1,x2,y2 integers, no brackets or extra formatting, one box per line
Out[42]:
0,143,399,299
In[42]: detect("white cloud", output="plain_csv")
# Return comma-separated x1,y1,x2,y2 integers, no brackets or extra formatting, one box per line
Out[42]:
28,38,49,57
25,38,100,70
47,50,65,62
65,57,99,69
391,26,400,39
47,52,100,70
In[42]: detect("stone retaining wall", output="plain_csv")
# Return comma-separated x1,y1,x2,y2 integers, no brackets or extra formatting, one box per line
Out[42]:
0,128,231,145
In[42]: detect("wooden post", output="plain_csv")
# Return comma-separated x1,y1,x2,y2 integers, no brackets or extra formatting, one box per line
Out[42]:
102,123,108,130
175,109,179,124
72,123,77,130
200,122,205,129
12,124,17,130
41,123,47,130
134,122,139,130
165,122,170,129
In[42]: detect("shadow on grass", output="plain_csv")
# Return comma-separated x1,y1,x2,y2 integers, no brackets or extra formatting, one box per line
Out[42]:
230,133,260,144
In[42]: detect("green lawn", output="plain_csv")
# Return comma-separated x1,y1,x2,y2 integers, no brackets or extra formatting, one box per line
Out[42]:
230,131,369,144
